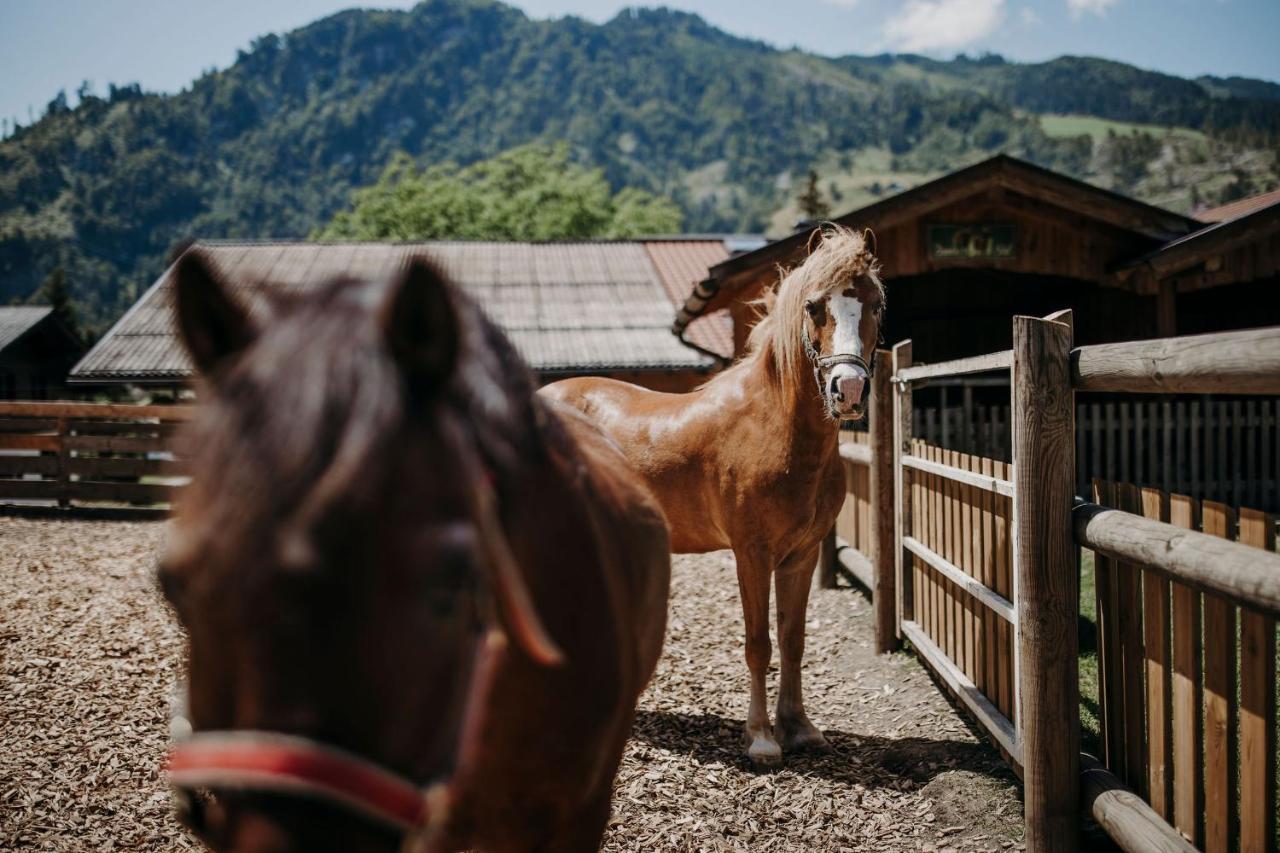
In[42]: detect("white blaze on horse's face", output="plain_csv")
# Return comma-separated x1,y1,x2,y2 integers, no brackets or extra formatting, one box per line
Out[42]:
824,290,869,420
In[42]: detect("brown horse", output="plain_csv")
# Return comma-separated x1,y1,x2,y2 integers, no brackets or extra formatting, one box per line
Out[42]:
158,250,671,852
543,225,883,765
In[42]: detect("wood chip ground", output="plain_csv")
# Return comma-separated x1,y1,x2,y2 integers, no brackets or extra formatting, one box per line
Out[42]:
1,518,1026,850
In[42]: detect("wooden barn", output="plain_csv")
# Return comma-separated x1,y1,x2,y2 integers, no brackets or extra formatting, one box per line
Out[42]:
673,154,1280,364
673,155,1280,508
70,239,748,393
0,306,84,400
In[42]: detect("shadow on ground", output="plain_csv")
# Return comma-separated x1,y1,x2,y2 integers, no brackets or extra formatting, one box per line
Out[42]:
632,708,1018,790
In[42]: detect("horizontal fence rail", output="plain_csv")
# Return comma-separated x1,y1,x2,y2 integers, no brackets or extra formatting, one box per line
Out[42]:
1073,327,1280,396
0,401,190,513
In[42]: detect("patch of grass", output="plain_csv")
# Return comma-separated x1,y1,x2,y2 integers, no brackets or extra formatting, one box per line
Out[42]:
1039,114,1206,144
1078,550,1102,757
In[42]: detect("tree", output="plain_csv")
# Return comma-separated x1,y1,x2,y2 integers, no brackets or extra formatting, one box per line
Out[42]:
796,169,831,221
315,144,682,241
29,267,84,344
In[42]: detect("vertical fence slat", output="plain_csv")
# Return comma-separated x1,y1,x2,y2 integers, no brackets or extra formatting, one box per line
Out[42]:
1169,494,1205,847
1202,501,1239,853
1116,483,1148,795
893,343,914,640
1095,480,1124,776
1012,314,1078,852
997,458,1014,722
980,454,996,701
1140,487,1173,819
1237,509,1277,853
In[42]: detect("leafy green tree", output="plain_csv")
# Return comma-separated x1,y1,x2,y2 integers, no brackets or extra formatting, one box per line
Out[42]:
315,144,682,241
29,267,84,344
795,169,830,221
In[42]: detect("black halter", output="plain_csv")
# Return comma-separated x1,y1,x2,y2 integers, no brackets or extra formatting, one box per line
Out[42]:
802,324,875,406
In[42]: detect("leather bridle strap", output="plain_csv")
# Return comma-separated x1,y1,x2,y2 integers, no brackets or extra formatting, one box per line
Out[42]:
167,731,439,832
801,324,875,402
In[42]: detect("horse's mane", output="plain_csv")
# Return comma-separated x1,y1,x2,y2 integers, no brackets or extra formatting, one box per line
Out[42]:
709,224,883,399
185,270,547,561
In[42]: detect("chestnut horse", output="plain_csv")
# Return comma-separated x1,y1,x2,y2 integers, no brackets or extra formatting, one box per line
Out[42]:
543,226,883,765
158,250,670,852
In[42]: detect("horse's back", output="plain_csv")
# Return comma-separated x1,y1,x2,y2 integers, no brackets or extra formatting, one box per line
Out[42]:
546,398,671,685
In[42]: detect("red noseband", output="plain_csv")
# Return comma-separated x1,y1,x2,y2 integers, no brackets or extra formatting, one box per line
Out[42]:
167,731,441,831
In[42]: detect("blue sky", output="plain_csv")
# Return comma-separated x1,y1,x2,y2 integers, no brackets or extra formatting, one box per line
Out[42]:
2,0,1277,128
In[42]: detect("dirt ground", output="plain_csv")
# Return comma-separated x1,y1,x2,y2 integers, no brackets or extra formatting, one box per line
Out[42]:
1,517,1025,851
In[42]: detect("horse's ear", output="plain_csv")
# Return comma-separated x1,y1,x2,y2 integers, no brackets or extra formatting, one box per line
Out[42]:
380,258,459,385
173,248,256,378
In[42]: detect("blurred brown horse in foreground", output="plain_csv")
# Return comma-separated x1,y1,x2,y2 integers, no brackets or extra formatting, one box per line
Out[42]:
158,250,670,852
544,225,883,765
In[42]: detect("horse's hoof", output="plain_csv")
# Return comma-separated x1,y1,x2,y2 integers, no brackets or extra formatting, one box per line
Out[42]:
777,722,831,753
746,734,783,765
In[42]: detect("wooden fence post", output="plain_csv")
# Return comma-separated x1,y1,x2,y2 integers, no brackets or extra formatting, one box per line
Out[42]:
892,341,914,638
818,527,838,589
870,349,897,653
1012,314,1079,852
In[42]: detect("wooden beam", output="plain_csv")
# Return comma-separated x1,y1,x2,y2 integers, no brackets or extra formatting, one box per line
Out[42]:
1073,326,1280,395
902,453,1014,496
870,352,897,653
903,536,1016,624
839,441,873,467
0,401,192,421
1080,755,1199,853
902,619,1022,769
898,350,1012,383
1012,314,1079,852
1073,502,1280,617
892,341,914,636
817,526,838,590
833,535,874,591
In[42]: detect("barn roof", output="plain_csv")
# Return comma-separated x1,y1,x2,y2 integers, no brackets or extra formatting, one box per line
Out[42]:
1195,187,1280,224
71,240,733,384
0,306,54,353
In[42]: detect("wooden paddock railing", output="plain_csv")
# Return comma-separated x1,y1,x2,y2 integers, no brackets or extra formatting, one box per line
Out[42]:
826,318,1280,853
0,402,190,513
1089,482,1277,853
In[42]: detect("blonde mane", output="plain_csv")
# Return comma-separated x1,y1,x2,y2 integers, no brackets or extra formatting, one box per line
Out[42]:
731,224,883,399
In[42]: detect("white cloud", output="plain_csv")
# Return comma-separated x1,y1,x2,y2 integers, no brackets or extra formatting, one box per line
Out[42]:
1067,0,1120,18
1020,6,1042,26
883,0,1006,53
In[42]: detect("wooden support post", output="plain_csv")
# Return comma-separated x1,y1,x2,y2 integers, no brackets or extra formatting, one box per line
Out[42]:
893,341,914,638
55,416,70,509
1012,313,1079,852
870,349,897,653
818,527,838,590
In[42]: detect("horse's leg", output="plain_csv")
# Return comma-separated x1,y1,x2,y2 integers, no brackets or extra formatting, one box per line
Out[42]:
733,546,782,765
773,545,830,752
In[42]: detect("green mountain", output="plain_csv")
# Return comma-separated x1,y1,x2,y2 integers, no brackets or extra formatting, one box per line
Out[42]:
2,0,1278,332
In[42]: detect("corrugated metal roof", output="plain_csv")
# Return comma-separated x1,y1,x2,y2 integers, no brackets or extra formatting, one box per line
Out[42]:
644,241,734,359
72,241,720,382
0,306,53,352
1195,187,1280,224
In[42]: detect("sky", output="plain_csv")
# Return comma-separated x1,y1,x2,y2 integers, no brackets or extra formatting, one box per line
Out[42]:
2,0,1278,128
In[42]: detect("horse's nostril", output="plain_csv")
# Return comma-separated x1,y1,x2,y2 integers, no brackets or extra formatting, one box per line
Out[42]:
829,377,843,400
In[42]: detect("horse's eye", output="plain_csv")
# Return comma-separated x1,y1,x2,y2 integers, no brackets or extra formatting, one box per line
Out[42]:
804,300,820,317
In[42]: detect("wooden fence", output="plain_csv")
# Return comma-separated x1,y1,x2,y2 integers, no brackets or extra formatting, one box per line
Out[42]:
1091,482,1277,852
826,318,1280,852
0,402,190,513
912,397,1280,512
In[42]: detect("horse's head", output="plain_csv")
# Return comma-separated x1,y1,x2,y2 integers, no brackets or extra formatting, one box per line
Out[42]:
760,225,884,421
158,250,561,852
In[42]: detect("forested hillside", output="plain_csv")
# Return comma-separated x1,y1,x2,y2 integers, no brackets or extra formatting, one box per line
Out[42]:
2,0,1278,331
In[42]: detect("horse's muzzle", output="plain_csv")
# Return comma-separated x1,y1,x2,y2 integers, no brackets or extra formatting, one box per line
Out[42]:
828,370,867,419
